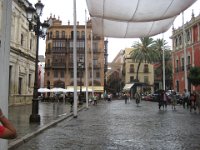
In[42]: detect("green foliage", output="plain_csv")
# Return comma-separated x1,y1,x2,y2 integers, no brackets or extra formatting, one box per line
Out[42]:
188,67,200,86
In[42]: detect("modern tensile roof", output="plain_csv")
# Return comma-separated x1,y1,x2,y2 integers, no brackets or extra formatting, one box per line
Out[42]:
86,0,197,38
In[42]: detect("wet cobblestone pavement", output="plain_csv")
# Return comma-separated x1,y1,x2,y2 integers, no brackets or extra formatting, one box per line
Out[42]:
8,102,70,144
13,100,200,150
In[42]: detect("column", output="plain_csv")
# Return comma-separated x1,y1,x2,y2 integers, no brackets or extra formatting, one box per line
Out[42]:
0,0,12,149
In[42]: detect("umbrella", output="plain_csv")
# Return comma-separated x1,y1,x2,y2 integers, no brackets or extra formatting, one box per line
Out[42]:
38,88,50,93
50,88,66,93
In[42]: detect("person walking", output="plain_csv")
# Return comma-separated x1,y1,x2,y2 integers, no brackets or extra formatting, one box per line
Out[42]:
135,91,141,106
124,93,128,104
0,108,17,139
171,91,177,110
93,94,97,105
163,91,168,109
190,91,196,112
182,89,190,109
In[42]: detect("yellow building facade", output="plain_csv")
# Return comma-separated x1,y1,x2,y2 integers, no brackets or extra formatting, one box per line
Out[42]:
124,48,154,93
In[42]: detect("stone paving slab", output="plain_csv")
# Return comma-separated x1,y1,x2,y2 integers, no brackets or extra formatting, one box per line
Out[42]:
11,100,200,150
8,102,85,149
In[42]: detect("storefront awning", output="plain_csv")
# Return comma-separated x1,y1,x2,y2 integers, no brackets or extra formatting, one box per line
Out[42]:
123,83,134,91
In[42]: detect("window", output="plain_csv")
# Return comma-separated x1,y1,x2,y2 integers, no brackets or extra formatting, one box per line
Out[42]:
21,34,24,46
9,66,12,94
30,39,32,50
28,74,31,87
50,32,52,38
144,76,149,83
47,72,50,76
70,71,73,78
62,31,65,38
186,29,191,42
81,31,85,39
187,56,191,69
93,42,98,52
178,34,182,45
130,64,134,73
144,64,149,73
48,43,51,51
130,76,134,82
181,58,184,71
176,59,179,72
61,70,65,78
54,70,58,78
77,31,80,38
56,31,59,38
18,77,22,94
96,71,100,78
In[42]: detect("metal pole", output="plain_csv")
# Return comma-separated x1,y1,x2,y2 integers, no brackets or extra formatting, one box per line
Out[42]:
0,0,12,148
182,12,188,91
162,33,166,91
91,30,94,97
85,9,89,108
73,0,78,118
30,17,41,123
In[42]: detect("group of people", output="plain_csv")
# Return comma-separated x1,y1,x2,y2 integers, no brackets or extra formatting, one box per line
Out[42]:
182,89,200,113
157,89,200,113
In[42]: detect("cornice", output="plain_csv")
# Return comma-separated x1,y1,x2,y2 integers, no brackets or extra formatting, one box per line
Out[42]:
10,46,35,62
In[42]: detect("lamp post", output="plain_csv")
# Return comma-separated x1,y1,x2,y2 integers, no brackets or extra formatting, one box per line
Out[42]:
25,0,49,123
78,57,84,104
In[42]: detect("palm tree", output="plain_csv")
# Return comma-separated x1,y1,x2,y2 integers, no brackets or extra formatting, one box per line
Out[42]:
153,39,172,89
130,37,159,81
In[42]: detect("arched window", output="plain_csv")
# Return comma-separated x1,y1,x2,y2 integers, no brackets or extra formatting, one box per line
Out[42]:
56,31,59,38
81,31,85,39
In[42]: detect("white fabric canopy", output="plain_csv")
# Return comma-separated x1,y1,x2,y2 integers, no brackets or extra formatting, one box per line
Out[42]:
86,0,196,38
92,17,176,38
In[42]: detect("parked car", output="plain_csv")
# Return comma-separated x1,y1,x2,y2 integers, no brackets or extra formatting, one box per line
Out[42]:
152,93,159,102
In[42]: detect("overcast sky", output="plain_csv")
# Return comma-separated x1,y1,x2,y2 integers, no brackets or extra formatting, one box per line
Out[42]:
29,0,200,62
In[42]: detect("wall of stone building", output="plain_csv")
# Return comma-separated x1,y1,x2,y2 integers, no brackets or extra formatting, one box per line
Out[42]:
9,51,35,105
8,0,36,106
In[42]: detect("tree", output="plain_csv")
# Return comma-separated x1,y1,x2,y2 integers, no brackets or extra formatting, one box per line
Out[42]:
130,37,159,81
153,39,172,89
188,67,200,86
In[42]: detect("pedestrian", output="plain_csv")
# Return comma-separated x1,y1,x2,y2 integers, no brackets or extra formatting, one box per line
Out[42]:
163,91,168,109
124,93,128,104
93,94,97,105
171,91,177,110
190,91,196,112
0,108,17,139
182,89,190,109
107,93,111,102
135,91,140,106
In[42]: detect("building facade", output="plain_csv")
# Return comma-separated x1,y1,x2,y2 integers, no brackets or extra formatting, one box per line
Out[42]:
123,48,154,94
171,12,200,93
8,0,36,105
106,50,124,96
44,16,105,93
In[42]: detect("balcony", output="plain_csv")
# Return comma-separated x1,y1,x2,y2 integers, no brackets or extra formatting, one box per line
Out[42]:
129,69,134,73
52,62,66,69
89,63,101,69
52,47,67,53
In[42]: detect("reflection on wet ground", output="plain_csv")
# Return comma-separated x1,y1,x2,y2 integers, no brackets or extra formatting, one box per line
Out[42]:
8,102,70,143
12,100,200,150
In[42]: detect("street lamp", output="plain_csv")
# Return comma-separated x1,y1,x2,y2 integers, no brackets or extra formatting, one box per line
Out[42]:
25,0,49,123
78,57,84,104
